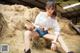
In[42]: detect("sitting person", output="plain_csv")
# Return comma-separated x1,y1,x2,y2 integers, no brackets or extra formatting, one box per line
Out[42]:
24,1,74,53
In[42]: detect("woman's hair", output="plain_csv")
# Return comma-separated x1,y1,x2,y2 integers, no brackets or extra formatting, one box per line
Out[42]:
46,1,56,16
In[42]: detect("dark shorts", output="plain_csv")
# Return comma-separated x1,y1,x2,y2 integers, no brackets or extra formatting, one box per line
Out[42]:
35,28,48,37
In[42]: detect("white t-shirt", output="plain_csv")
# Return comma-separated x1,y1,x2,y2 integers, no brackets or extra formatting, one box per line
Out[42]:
34,12,60,36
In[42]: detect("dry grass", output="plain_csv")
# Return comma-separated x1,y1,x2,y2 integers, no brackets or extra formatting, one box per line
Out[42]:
0,4,80,53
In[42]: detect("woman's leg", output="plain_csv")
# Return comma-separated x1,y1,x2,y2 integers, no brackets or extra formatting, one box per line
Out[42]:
58,36,70,53
24,30,39,52
43,34,55,40
43,34,57,50
43,34,71,53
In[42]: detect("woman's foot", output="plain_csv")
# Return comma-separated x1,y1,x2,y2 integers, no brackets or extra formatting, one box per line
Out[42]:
24,49,31,53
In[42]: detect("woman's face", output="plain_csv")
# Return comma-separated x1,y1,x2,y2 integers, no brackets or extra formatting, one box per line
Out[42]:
46,7,55,16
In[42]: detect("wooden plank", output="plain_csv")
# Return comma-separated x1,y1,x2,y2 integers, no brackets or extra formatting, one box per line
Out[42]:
70,22,80,35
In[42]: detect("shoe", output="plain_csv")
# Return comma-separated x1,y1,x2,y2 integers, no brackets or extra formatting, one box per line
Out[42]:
24,49,31,53
67,51,74,53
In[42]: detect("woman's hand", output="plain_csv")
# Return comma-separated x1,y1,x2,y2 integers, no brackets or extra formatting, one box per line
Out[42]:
25,22,35,31
51,41,57,51
39,24,46,31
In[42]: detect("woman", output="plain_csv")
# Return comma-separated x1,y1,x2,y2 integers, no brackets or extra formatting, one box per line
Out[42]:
24,1,73,53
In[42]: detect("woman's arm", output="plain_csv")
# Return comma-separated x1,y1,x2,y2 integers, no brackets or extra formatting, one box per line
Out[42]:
34,12,47,31
53,20,61,42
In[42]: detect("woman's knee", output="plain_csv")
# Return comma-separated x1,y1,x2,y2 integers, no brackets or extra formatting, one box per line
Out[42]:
43,34,55,41
25,30,32,34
